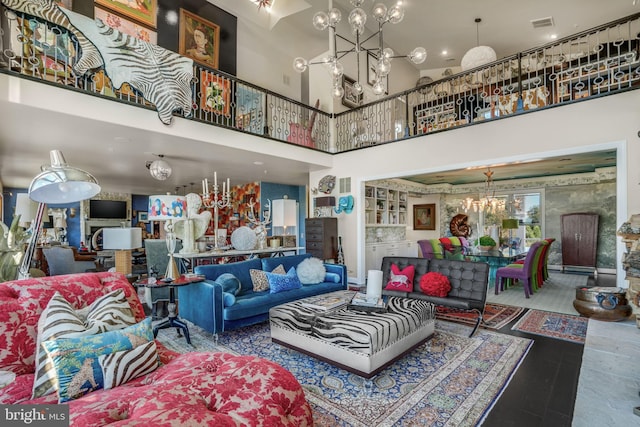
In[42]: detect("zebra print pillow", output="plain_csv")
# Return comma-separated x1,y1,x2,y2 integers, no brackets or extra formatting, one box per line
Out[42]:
32,290,136,399
99,340,160,390
40,318,154,403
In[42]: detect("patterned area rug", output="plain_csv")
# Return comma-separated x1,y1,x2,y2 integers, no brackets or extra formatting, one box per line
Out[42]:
436,303,525,330
157,320,532,426
511,309,588,344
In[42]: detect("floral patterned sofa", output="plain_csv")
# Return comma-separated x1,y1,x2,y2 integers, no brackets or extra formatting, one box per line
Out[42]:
0,272,312,426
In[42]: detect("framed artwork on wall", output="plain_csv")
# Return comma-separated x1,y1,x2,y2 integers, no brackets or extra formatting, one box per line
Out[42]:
138,211,148,222
200,71,231,116
94,7,157,44
179,8,220,69
95,0,157,29
413,204,436,230
341,75,362,108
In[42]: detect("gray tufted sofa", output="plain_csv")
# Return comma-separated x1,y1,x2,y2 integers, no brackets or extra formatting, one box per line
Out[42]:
380,257,489,336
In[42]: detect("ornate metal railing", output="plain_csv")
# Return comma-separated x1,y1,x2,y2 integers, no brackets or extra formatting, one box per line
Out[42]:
334,12,640,151
1,6,638,155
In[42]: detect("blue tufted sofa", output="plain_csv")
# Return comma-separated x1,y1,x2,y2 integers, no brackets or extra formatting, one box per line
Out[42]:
177,254,347,335
380,256,489,336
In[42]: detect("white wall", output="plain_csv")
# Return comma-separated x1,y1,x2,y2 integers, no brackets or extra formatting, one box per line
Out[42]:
310,90,639,285
405,195,441,242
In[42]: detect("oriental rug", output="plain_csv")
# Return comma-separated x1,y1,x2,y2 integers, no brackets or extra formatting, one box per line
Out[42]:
436,303,525,330
511,309,588,344
157,320,532,426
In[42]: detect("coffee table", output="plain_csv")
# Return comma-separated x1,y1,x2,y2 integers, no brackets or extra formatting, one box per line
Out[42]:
269,290,435,378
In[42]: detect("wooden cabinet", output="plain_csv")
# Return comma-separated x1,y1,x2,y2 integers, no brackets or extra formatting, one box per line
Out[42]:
561,213,598,273
305,218,337,261
365,185,408,226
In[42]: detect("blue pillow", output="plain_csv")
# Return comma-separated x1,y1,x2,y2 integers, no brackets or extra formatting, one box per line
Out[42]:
40,318,153,403
325,272,341,283
222,292,236,307
268,267,302,294
216,273,241,295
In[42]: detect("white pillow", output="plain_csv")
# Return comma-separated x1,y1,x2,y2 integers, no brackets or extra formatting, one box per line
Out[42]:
296,257,326,284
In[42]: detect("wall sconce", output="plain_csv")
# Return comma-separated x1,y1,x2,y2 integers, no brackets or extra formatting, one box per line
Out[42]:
69,207,77,218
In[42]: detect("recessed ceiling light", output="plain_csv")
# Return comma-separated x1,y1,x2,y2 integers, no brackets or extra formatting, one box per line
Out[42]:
253,161,264,165
441,50,448,55
550,34,558,39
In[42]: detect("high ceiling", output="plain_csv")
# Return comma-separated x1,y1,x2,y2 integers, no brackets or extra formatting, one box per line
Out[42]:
0,0,635,196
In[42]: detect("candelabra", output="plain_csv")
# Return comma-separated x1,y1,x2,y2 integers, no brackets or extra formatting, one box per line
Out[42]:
201,171,231,250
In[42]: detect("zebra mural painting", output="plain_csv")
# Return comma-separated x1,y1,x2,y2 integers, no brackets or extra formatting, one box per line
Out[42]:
1,0,193,125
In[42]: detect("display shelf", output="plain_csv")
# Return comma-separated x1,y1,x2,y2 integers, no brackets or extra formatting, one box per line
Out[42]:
365,185,408,226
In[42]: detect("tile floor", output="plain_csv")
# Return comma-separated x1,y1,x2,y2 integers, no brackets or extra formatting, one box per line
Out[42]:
484,273,640,427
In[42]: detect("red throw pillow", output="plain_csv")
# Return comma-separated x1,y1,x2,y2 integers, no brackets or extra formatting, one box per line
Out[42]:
420,272,451,297
384,264,415,292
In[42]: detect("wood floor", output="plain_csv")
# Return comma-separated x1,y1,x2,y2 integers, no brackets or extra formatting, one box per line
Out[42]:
483,273,616,426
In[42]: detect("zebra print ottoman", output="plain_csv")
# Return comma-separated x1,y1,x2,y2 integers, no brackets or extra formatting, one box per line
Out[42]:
269,290,435,378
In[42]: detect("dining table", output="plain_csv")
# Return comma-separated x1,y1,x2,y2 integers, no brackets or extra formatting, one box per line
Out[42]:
467,247,528,285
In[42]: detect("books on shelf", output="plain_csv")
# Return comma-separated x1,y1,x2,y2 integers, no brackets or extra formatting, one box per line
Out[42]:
301,294,350,311
350,292,384,308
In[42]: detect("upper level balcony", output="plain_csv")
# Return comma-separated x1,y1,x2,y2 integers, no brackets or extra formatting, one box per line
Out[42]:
1,4,639,155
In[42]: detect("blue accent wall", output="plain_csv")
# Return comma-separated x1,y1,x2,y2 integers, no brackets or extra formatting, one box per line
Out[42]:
260,182,307,250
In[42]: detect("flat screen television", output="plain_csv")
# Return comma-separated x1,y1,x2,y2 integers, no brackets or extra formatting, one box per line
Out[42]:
89,200,128,219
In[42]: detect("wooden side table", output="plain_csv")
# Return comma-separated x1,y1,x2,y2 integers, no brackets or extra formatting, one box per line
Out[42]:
137,274,204,345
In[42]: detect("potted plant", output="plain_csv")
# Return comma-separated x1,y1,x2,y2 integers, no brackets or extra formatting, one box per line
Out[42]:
477,235,497,251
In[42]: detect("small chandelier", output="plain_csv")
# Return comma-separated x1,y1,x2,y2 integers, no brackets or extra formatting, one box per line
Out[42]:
461,168,505,213
293,0,426,99
146,154,172,181
461,18,497,71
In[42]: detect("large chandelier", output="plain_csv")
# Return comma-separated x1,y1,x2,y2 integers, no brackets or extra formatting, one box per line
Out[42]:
461,168,505,213
293,0,426,98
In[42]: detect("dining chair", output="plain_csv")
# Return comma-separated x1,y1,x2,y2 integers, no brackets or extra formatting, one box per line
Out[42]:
495,241,544,298
509,239,553,290
42,246,96,276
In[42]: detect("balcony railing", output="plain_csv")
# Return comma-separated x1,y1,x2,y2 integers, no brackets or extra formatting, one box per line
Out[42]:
1,6,639,155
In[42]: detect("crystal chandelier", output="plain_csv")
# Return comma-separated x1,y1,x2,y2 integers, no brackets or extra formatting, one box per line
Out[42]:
461,168,505,213
293,0,426,98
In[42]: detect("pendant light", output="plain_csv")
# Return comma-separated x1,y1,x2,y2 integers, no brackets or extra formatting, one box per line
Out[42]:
461,18,497,71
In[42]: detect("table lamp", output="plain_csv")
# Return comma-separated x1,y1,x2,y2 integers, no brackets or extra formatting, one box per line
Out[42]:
502,218,519,256
14,193,39,228
102,227,142,275
148,194,187,280
19,150,101,279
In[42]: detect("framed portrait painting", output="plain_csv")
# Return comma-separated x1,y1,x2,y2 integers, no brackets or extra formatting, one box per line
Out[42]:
179,9,220,69
413,204,436,230
341,75,362,108
200,70,231,116
95,0,157,29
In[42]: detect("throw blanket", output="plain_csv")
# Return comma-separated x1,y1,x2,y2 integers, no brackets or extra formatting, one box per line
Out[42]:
2,0,193,125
